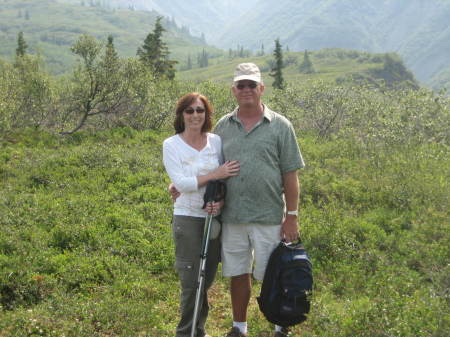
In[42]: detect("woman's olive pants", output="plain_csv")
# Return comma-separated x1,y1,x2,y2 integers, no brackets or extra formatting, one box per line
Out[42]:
172,215,220,337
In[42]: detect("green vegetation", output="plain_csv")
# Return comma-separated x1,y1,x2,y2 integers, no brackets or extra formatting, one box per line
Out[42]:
215,0,450,88
0,9,448,335
0,0,423,93
0,0,219,74
269,39,285,90
137,17,177,80
15,31,28,57
1,55,449,335
299,50,315,74
177,48,419,94
429,68,450,94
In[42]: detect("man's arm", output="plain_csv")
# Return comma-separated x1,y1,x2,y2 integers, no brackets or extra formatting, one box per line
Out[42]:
281,170,300,242
168,183,180,202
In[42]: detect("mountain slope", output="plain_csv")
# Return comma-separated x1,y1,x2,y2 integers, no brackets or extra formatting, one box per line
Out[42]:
177,49,419,93
101,0,260,41
0,0,219,74
217,0,450,85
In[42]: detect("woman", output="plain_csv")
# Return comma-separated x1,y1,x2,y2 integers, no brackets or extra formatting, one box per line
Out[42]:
163,92,240,337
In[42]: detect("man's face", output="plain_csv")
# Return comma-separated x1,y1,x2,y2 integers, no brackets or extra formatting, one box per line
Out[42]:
232,80,264,107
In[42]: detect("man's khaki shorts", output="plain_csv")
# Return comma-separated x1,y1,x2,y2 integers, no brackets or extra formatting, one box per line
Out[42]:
221,223,281,281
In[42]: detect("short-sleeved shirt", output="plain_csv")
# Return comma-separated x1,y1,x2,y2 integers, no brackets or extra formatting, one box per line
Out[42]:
214,105,305,225
163,133,223,218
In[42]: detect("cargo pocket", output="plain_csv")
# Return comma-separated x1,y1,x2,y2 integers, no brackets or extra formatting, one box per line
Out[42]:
176,260,197,289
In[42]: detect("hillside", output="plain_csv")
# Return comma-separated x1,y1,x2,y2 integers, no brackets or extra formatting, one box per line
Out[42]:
111,0,449,89
0,0,221,74
177,49,419,91
1,0,446,90
102,0,260,41
217,0,450,87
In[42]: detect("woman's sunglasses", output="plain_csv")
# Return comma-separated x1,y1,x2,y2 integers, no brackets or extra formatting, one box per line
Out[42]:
184,107,206,114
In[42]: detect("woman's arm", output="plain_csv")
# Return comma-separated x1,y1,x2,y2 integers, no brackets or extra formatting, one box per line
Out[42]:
163,141,198,193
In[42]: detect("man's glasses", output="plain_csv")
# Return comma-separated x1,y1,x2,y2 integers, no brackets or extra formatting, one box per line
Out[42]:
184,107,206,114
235,82,258,90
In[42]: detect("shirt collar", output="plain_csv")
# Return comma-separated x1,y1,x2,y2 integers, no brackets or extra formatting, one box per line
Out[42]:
230,104,273,122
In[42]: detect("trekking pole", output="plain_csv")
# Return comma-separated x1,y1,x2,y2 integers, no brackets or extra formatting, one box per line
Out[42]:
190,180,219,337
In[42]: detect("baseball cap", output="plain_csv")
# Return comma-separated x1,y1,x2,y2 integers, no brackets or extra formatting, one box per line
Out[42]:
233,63,261,84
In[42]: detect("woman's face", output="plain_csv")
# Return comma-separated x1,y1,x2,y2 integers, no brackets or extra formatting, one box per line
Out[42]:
183,98,206,132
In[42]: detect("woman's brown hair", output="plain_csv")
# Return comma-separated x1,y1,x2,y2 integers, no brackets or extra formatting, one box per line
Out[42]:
174,92,213,134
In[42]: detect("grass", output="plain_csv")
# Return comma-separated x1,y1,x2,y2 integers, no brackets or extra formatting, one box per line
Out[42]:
0,123,448,336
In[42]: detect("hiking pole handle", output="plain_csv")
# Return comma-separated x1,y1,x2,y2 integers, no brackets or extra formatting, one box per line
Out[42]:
202,180,226,209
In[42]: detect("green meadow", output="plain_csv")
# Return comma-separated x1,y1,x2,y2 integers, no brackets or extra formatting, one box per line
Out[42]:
1,74,449,336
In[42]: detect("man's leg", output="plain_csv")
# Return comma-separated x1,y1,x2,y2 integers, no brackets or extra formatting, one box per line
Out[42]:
222,223,253,336
230,273,252,321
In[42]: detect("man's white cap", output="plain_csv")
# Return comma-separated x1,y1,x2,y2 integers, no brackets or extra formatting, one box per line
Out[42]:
233,62,261,84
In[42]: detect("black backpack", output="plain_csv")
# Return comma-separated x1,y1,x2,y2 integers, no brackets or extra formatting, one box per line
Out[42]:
257,240,313,327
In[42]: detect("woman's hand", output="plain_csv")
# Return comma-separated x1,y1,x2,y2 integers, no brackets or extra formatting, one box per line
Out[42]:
205,200,224,215
212,160,240,180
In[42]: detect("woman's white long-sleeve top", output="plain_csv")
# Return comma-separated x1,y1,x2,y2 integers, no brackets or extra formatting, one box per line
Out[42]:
163,133,223,217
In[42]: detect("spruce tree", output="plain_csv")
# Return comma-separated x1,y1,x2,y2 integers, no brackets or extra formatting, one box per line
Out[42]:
201,49,208,68
269,39,285,89
187,54,192,70
105,35,118,61
299,49,315,74
137,16,177,79
16,32,28,57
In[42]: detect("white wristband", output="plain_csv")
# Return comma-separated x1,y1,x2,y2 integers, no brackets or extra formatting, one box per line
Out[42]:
287,210,298,216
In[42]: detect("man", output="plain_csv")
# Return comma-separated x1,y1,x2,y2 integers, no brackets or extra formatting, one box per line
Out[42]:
171,63,304,337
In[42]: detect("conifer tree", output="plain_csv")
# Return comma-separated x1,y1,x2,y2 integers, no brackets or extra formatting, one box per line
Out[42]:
239,46,244,58
198,49,208,68
102,35,119,76
186,54,192,70
137,16,177,79
299,49,315,74
270,39,285,89
16,32,28,57
105,35,118,61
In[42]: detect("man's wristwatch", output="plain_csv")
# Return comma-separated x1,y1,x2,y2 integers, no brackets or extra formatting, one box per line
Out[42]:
287,210,298,216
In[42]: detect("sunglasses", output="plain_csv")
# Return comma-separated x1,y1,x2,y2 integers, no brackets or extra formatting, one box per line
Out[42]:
236,82,258,90
184,107,206,114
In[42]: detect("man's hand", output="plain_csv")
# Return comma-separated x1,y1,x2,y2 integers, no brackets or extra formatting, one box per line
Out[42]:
281,215,299,243
168,183,180,202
